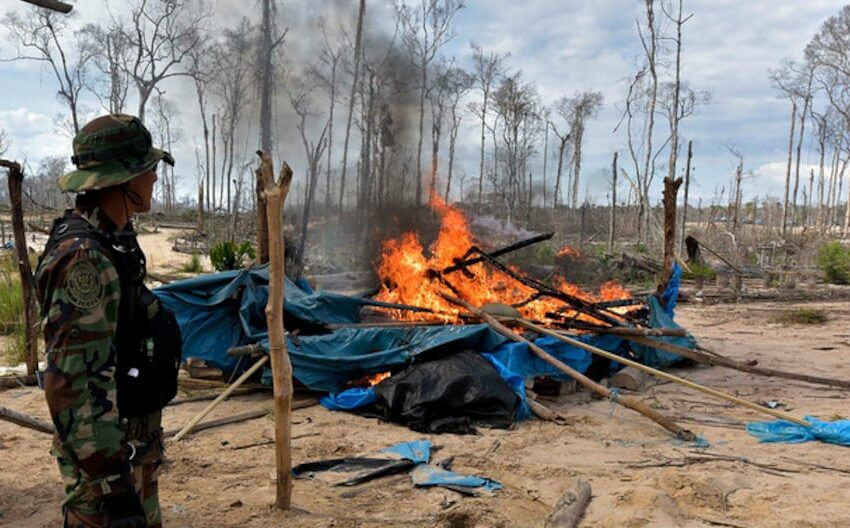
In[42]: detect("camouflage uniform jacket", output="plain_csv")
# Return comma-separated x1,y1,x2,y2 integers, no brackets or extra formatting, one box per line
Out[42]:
35,208,136,498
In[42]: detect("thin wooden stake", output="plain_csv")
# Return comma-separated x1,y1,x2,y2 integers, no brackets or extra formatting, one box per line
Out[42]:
441,294,695,441
171,355,269,442
0,405,55,434
519,320,811,427
259,152,294,510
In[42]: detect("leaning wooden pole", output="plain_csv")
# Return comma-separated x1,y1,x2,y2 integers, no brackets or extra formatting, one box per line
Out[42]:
441,294,695,441
519,320,810,427
624,334,850,390
259,151,294,510
2,160,38,375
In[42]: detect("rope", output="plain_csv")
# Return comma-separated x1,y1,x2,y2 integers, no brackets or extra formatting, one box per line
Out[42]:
608,388,620,417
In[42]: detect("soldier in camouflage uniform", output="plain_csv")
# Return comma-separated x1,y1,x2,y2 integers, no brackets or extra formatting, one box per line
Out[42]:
36,114,179,528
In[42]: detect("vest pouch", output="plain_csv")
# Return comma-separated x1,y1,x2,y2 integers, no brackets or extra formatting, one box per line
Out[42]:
116,287,182,417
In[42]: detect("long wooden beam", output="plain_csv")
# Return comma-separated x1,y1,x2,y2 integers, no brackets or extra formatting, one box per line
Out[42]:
19,0,73,13
520,320,810,427
441,294,696,441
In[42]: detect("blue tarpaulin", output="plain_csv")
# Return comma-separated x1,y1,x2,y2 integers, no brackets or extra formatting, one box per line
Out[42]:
155,265,696,421
746,417,850,446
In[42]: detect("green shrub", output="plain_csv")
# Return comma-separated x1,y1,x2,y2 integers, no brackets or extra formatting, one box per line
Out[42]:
683,263,716,281
210,241,256,272
817,242,850,285
181,253,203,274
773,308,828,325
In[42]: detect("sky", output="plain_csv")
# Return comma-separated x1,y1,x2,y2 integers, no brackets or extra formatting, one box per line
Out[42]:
0,0,846,207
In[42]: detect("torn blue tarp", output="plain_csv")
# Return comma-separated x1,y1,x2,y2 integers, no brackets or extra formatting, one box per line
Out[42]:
630,296,697,369
746,416,850,446
381,439,431,463
293,439,502,493
411,464,502,493
154,266,369,372
156,266,698,401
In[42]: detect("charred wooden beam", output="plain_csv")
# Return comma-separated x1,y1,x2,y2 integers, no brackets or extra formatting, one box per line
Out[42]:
437,232,553,275
19,0,73,13
456,246,626,327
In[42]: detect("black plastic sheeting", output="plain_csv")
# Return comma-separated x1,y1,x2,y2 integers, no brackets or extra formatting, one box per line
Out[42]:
370,351,520,434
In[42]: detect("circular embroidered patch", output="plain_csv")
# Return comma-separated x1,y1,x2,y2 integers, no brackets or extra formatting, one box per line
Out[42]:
65,260,104,310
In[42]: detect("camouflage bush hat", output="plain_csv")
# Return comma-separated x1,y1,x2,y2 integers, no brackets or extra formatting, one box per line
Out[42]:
59,114,174,193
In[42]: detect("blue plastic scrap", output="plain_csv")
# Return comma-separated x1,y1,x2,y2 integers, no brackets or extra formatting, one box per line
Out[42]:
411,464,502,493
376,440,502,493
320,387,377,411
381,439,431,464
746,416,850,446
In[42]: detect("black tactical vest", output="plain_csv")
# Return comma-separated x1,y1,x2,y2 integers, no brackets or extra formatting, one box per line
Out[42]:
41,210,181,417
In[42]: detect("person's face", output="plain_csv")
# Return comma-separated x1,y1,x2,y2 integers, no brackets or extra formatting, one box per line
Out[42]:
128,168,157,213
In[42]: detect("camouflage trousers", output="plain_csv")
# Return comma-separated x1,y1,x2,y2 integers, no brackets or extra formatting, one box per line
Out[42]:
54,411,164,528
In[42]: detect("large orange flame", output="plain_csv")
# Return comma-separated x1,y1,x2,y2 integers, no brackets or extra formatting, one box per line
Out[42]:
375,195,633,323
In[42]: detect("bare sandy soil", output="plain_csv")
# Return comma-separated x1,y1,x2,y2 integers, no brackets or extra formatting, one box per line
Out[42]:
2,297,849,528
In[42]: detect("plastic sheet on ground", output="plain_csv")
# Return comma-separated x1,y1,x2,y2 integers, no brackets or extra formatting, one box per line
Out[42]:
293,439,502,493
746,416,850,446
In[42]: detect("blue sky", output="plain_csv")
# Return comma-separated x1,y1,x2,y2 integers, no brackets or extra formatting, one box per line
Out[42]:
0,0,845,206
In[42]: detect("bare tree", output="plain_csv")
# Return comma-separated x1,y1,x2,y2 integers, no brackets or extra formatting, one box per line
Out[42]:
213,19,253,216
444,66,474,201
469,43,506,212
563,91,603,208
491,71,538,223
396,0,464,208
3,7,93,133
336,0,365,220
186,39,218,231
287,80,329,276
548,102,572,209
151,94,181,212
79,23,130,114
111,0,208,123
311,18,344,215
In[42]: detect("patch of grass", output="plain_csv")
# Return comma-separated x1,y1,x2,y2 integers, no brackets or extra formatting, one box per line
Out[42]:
773,308,829,325
3,328,27,366
0,275,23,335
682,263,716,281
181,253,203,274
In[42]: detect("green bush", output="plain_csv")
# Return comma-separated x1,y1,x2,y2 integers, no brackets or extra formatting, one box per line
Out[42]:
181,253,203,274
817,242,850,285
773,308,828,325
0,274,23,335
682,263,716,281
210,241,256,272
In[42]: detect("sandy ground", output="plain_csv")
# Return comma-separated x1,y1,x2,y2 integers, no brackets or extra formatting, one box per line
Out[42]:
2,297,849,528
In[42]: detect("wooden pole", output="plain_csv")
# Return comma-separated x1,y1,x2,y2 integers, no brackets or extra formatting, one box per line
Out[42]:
171,355,269,442
19,0,73,13
0,405,55,434
520,320,811,427
259,152,294,510
2,160,38,375
441,294,695,441
608,151,617,253
623,334,850,390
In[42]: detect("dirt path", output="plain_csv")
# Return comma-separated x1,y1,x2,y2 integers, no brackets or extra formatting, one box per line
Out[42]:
1,301,848,527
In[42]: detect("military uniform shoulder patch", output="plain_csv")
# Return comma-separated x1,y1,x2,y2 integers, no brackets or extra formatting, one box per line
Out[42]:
64,260,104,310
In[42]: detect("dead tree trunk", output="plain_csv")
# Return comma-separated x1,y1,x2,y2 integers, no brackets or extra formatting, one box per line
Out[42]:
679,140,692,252
781,99,797,237
338,0,366,220
257,152,294,510
2,160,38,375
608,151,617,253
657,174,683,298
